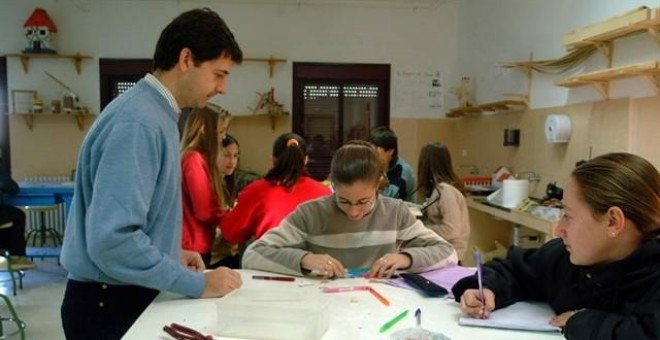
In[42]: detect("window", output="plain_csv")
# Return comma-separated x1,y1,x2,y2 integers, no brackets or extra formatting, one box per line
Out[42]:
293,63,390,181
99,59,152,110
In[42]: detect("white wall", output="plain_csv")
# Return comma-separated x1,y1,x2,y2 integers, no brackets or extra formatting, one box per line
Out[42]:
0,0,459,119
456,0,660,109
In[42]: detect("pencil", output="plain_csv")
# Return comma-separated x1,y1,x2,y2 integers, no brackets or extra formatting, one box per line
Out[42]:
251,275,295,282
368,287,390,306
379,309,409,333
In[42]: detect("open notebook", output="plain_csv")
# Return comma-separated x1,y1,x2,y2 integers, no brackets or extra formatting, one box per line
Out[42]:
458,301,562,332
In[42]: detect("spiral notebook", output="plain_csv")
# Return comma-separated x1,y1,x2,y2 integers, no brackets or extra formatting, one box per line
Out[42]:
458,301,561,332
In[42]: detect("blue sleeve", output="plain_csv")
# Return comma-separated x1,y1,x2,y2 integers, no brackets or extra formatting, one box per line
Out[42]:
84,122,204,297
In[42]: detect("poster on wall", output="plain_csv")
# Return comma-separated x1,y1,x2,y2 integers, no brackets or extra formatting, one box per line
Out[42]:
393,69,443,118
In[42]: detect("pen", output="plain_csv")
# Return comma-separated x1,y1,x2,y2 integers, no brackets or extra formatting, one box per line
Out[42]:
379,309,409,333
251,275,295,282
475,250,485,317
367,287,390,306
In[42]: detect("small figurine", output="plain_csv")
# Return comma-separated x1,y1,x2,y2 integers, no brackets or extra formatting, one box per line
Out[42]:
449,76,473,107
23,8,58,54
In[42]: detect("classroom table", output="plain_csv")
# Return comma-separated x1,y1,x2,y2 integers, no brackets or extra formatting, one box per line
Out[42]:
3,181,74,217
124,269,562,340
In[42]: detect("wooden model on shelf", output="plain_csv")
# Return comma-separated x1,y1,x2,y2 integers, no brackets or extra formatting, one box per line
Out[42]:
250,88,288,129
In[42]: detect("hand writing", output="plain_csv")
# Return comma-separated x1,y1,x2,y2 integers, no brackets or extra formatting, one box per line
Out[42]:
301,253,345,278
370,253,411,278
460,288,495,319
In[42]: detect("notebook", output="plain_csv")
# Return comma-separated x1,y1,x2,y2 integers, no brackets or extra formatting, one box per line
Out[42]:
458,301,561,332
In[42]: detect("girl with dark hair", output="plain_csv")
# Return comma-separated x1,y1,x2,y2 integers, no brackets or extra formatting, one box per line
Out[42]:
180,105,231,266
242,140,457,278
417,142,470,260
219,133,332,245
454,152,660,338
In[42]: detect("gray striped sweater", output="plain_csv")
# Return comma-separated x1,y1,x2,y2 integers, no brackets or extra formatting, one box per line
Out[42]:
242,195,458,276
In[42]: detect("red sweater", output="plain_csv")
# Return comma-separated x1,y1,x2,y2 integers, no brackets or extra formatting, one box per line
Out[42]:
220,176,331,244
181,151,226,254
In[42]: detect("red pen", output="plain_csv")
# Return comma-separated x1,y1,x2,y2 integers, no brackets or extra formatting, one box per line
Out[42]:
252,275,295,282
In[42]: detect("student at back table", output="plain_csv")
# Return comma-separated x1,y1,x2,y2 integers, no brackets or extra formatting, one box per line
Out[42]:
453,152,660,339
220,133,331,246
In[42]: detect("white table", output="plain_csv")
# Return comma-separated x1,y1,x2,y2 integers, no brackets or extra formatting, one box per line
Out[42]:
124,270,562,340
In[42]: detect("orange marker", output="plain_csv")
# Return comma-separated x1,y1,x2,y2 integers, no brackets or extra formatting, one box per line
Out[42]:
368,287,390,306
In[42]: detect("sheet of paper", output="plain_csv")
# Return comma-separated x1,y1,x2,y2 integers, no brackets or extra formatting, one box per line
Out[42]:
458,301,561,332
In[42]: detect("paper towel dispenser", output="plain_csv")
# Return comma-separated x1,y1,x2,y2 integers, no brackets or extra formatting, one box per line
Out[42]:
545,114,572,143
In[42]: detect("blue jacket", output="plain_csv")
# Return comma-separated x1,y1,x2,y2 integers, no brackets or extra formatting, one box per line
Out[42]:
61,79,205,297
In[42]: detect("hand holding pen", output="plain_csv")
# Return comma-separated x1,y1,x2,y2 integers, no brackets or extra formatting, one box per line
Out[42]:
301,253,345,278
459,288,495,319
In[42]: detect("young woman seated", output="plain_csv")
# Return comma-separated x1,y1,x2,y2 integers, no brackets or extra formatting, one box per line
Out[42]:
453,152,660,339
242,140,458,278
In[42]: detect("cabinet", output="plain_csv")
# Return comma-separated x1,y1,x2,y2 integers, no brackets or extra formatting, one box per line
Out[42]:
4,52,93,130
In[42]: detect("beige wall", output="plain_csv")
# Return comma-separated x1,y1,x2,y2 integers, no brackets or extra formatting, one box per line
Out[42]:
9,96,658,187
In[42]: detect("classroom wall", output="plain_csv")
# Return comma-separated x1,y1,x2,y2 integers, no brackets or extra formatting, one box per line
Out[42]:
1,0,459,178
2,0,659,182
456,0,659,108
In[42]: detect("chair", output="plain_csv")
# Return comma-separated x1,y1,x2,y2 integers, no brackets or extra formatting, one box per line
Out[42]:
0,293,26,340
23,204,62,247
0,250,25,296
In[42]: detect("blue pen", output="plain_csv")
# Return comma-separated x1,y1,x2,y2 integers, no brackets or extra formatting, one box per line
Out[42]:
475,250,485,318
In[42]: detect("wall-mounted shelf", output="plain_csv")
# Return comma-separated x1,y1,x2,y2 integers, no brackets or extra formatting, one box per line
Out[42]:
5,110,92,131
563,6,660,50
5,53,92,75
244,56,287,78
447,100,528,118
555,60,660,99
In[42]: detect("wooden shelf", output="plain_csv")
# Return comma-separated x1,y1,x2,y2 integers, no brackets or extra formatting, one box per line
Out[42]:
555,60,660,99
563,7,660,50
5,53,92,74
243,56,287,78
447,100,528,118
5,110,92,131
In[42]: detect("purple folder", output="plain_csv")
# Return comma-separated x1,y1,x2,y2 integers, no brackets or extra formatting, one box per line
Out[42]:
388,265,476,296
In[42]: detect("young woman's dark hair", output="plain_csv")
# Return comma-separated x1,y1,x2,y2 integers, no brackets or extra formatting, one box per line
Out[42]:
153,8,243,71
330,140,384,186
264,133,309,189
417,142,465,200
221,134,240,207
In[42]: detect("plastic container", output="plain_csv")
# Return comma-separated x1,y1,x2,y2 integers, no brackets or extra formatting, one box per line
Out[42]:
216,288,329,340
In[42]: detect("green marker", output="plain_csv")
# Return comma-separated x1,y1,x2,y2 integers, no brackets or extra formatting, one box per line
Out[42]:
379,309,409,333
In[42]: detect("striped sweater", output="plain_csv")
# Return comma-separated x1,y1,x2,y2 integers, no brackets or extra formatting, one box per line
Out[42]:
242,195,458,275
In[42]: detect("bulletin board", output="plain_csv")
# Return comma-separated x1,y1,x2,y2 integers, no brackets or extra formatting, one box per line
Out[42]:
393,69,444,118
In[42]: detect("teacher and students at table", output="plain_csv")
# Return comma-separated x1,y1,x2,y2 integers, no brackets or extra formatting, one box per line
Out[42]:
53,7,659,339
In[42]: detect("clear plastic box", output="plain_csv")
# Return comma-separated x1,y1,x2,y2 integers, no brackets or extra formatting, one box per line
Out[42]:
216,288,329,340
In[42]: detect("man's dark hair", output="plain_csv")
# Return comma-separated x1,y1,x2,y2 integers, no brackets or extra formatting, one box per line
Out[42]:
153,8,243,71
367,126,398,157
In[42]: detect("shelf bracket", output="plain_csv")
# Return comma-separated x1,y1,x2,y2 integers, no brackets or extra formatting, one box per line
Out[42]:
589,81,610,100
18,55,29,74
22,114,34,130
74,114,86,130
586,41,613,68
648,27,660,46
644,75,660,94
243,56,287,78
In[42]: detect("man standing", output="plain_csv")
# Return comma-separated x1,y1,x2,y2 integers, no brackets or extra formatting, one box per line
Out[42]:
60,8,243,339
368,126,417,202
